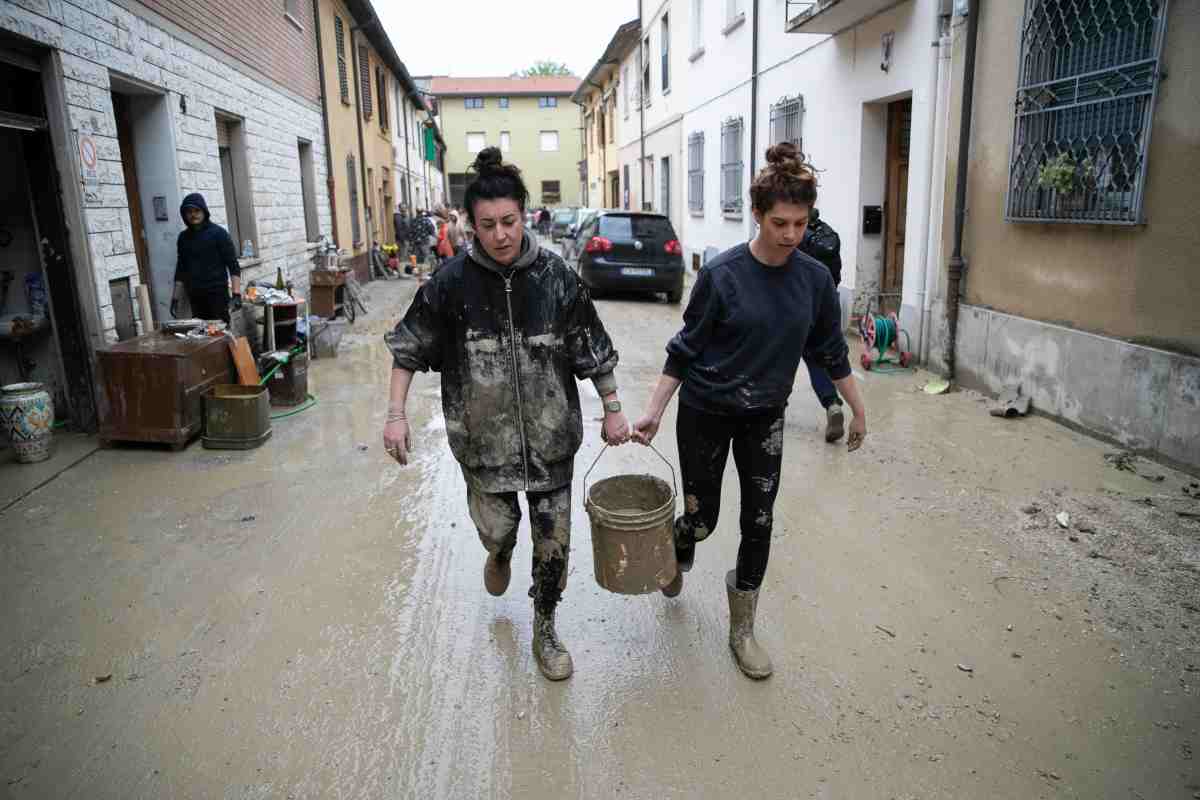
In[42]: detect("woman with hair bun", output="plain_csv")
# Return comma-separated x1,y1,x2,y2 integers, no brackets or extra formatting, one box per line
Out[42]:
632,141,867,679
383,147,631,682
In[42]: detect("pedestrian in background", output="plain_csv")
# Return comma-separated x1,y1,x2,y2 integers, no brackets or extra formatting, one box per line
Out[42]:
797,208,846,443
170,192,241,323
394,204,410,266
632,142,867,680
383,146,630,682
447,210,466,255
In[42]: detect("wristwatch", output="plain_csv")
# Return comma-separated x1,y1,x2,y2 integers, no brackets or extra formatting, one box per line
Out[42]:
603,399,622,414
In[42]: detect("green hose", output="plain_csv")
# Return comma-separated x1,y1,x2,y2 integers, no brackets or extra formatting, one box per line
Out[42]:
259,345,317,418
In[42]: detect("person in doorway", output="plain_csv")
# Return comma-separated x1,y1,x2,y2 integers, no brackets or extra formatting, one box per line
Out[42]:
797,208,846,442
631,142,867,680
170,193,241,323
383,147,631,682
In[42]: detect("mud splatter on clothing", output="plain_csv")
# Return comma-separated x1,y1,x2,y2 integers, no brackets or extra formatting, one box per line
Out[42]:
467,481,572,613
385,230,619,493
674,403,784,591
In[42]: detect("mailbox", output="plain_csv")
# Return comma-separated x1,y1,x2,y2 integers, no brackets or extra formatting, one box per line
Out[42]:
863,205,883,235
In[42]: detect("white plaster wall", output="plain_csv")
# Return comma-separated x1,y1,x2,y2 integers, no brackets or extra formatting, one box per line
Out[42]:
392,94,427,213
0,0,332,341
641,0,687,237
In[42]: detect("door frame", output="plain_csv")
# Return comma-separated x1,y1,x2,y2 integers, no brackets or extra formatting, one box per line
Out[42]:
882,97,912,315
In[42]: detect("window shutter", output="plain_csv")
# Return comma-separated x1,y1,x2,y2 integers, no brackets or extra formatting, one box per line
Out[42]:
334,17,349,105
359,45,372,119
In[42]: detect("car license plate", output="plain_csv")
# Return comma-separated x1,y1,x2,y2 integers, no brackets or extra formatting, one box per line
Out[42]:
621,267,653,277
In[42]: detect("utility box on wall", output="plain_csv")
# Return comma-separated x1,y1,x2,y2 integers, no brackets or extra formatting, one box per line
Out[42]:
863,205,883,235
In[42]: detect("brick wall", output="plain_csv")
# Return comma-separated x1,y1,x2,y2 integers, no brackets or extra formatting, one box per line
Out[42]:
1,0,332,343
138,0,320,105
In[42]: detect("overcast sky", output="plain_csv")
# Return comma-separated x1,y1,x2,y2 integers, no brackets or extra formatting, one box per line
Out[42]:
378,0,639,78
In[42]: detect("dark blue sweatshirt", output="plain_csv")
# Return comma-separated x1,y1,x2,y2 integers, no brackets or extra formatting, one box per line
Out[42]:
664,243,851,415
174,193,240,293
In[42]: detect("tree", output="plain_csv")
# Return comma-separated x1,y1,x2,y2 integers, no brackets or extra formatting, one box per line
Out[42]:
513,61,573,78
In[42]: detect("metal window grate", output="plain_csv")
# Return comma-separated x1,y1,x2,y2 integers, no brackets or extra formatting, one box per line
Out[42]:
720,117,743,214
334,16,349,105
359,45,372,119
688,132,704,212
769,95,803,149
347,155,361,244
1006,0,1168,224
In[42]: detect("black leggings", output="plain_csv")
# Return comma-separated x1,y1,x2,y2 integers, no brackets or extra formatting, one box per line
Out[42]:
675,403,785,591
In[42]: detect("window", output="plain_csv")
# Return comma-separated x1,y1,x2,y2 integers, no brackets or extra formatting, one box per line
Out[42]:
283,0,301,26
1006,0,1166,224
608,97,615,142
597,108,605,148
464,97,484,109
622,65,630,117
542,180,561,205
645,158,654,211
641,37,651,104
770,95,803,148
215,112,256,251
334,16,349,105
498,97,509,109
688,132,704,213
539,130,559,152
720,117,744,214
661,14,670,92
347,155,360,244
692,0,703,52
600,214,674,240
661,155,671,217
538,96,558,108
466,132,486,153
622,164,631,209
500,131,511,152
376,67,389,132
358,45,372,119
298,140,318,241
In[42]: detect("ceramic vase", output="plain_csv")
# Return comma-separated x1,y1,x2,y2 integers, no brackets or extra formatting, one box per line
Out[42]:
0,382,54,463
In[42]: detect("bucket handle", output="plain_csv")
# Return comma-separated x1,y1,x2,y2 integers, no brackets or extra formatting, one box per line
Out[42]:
583,442,678,505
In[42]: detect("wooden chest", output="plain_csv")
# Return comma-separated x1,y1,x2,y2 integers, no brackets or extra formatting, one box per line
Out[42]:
96,332,234,449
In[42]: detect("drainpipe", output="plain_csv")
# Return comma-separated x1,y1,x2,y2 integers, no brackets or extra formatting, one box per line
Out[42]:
920,30,952,365
944,0,980,379
310,0,339,247
748,0,760,214
916,5,949,363
350,27,370,251
638,0,646,209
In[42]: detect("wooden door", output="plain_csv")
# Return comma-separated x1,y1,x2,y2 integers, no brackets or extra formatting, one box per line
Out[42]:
883,99,911,314
112,94,153,307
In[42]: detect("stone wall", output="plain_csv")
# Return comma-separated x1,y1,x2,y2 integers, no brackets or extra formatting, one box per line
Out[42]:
1,0,331,342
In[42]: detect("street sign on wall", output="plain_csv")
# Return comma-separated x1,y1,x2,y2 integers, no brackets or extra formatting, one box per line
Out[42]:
77,131,99,187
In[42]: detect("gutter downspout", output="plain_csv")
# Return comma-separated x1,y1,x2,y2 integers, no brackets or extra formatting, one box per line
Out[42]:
748,0,760,237
638,0,646,209
915,4,947,363
944,0,980,380
311,0,339,247
920,30,952,365
350,28,370,252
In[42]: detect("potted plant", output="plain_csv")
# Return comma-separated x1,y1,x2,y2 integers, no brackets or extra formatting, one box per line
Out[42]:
1037,152,1096,215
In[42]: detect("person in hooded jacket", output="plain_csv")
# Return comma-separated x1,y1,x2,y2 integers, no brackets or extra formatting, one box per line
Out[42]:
383,148,631,682
797,208,847,442
171,193,241,322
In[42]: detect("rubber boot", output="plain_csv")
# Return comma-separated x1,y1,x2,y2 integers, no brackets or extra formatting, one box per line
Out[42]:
533,607,574,681
725,570,773,679
662,519,691,597
825,402,845,443
484,552,511,596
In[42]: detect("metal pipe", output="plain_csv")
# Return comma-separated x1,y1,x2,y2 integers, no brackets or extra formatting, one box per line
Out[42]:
944,0,980,380
749,0,760,180
638,0,646,209
310,0,339,246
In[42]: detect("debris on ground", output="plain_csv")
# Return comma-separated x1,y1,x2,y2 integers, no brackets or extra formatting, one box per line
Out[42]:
875,624,896,638
1104,451,1166,482
1056,512,1071,529
956,663,974,673
990,386,1031,418
241,515,256,523
1022,503,1041,515
93,674,112,684
923,378,950,395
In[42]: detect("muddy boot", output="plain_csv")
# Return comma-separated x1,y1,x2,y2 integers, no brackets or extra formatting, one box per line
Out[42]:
484,552,512,596
825,403,845,443
532,607,574,681
725,570,773,679
674,518,696,573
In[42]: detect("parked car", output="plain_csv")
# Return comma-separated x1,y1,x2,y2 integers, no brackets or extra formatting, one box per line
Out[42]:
560,208,598,260
572,211,684,303
550,207,581,242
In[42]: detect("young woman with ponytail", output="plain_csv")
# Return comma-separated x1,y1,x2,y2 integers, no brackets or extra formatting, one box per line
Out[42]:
632,142,867,679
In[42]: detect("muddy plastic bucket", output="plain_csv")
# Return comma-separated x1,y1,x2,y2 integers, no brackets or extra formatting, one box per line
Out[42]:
584,444,678,595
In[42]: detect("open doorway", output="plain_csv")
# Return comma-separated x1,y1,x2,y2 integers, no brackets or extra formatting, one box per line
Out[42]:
855,95,911,319
110,75,182,324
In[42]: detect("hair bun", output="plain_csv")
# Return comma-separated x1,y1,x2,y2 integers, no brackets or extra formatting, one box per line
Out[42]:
765,142,802,170
472,147,505,175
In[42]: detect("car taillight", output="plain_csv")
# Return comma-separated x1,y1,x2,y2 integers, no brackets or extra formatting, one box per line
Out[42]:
664,239,682,255
585,236,614,254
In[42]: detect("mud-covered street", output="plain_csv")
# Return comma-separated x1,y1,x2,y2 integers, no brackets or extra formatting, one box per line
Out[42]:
2,270,1198,800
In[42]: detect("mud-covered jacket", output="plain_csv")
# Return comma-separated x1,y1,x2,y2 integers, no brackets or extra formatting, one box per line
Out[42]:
798,208,842,287
385,231,619,493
